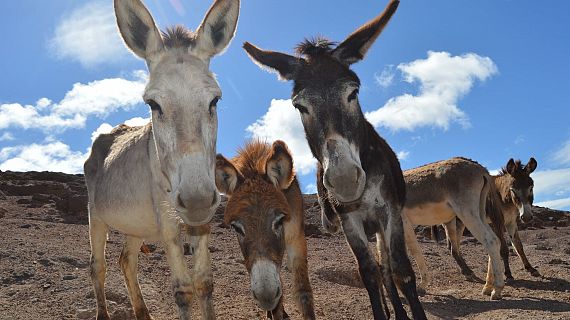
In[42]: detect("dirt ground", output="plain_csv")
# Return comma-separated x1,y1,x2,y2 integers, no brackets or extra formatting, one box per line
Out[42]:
1,172,569,319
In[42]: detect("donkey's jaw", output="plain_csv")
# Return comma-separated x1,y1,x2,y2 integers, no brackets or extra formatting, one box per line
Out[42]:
519,203,533,223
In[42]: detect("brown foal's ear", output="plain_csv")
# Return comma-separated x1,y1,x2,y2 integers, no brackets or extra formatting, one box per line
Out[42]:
265,140,295,189
332,0,400,65
215,154,243,195
525,157,537,174
243,41,304,81
114,0,164,60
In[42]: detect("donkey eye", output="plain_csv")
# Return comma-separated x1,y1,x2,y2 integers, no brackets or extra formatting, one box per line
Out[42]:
293,103,309,114
146,99,163,115
209,96,220,116
347,88,359,102
230,221,245,237
272,214,285,234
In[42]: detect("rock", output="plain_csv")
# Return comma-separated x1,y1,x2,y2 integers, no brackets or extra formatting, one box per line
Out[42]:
76,308,96,319
63,274,78,280
0,190,5,199
16,198,32,205
58,256,89,268
20,224,32,229
535,244,552,251
548,258,567,265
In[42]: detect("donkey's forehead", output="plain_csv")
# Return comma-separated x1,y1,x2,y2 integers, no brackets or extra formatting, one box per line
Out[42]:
293,57,360,93
225,179,290,219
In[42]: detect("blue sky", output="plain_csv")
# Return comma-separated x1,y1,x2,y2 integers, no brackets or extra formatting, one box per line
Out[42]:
1,0,569,210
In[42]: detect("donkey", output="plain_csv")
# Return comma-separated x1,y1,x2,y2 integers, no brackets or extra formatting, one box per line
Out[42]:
84,0,239,319
243,1,427,319
215,140,315,320
446,158,540,281
401,157,506,300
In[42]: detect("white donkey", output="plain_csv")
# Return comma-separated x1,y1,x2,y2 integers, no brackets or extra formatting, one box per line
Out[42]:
84,0,240,319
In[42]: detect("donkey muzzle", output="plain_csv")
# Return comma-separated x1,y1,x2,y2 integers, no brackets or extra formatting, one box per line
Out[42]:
322,138,366,203
250,259,282,310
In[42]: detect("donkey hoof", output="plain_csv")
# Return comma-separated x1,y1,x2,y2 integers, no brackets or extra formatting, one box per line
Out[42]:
490,290,502,300
417,286,427,296
529,268,541,277
481,285,493,296
505,276,515,285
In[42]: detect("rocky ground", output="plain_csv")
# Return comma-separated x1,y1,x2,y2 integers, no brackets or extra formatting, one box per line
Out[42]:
0,171,569,319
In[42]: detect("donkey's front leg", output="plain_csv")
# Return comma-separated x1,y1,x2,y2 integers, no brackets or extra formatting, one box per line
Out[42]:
341,215,387,320
162,225,195,320
285,220,315,319
189,225,215,320
386,210,427,320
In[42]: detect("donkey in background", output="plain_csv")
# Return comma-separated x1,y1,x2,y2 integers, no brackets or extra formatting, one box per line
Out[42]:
444,158,540,281
243,1,427,319
215,140,315,320
401,157,507,300
84,0,239,319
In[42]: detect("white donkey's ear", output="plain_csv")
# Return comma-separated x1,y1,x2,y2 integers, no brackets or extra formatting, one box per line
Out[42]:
194,0,240,59
114,0,164,60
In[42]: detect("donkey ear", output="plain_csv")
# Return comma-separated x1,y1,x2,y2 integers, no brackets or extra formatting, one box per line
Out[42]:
114,0,164,60
215,154,243,195
265,140,295,189
243,42,304,81
194,0,240,59
332,0,399,65
526,157,537,174
506,158,516,175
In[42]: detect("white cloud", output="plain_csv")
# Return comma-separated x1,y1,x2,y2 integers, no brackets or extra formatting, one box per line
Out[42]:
374,66,395,88
0,71,146,132
90,123,114,143
553,139,570,165
397,150,410,161
532,168,570,197
246,99,316,175
49,1,129,67
304,184,317,194
535,197,570,210
0,132,15,141
366,51,498,132
124,117,150,127
0,142,87,174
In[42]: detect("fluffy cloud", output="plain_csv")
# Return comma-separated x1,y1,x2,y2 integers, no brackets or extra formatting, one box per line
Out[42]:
366,51,497,132
374,66,395,88
49,1,129,67
0,71,146,132
246,99,316,175
535,197,570,210
90,117,150,143
553,139,570,165
0,142,87,174
397,150,410,161
532,168,570,197
0,132,15,141
304,184,317,194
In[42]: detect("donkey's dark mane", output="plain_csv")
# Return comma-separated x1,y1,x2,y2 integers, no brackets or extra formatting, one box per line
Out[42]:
162,25,196,49
499,159,523,176
295,37,337,57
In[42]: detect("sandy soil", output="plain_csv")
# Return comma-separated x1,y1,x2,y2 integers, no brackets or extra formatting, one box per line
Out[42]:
1,173,569,320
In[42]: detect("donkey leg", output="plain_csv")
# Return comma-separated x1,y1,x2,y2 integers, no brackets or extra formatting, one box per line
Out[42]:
507,222,540,277
89,217,110,320
493,221,513,282
444,219,475,280
460,214,504,300
120,236,152,320
385,213,427,320
188,226,215,320
285,221,315,319
341,216,387,320
376,231,409,320
162,230,194,320
402,217,429,295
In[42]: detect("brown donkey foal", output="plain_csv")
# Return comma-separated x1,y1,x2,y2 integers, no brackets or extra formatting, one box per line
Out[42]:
215,140,315,320
448,158,540,281
243,1,426,319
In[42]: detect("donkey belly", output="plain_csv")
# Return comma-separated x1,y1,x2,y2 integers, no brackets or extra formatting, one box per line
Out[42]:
96,203,162,241
404,201,455,226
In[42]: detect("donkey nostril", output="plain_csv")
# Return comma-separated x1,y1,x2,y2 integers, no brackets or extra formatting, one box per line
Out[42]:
177,194,186,209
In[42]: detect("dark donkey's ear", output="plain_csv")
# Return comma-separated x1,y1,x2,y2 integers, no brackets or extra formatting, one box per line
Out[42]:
243,42,304,81
505,158,517,175
265,140,295,190
332,0,400,65
114,0,164,60
525,157,537,174
215,154,243,195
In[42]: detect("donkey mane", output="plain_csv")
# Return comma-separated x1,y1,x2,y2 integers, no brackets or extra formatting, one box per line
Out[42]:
232,140,272,177
162,25,196,49
295,37,337,57
498,159,523,176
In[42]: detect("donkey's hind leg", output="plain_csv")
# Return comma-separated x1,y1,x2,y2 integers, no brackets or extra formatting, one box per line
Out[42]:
402,216,429,295
443,219,476,281
120,236,152,320
89,217,110,320
341,215,388,320
376,230,409,320
189,225,215,320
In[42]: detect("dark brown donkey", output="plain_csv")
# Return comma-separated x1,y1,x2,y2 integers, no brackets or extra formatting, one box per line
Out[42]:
448,158,540,281
243,1,426,319
215,140,315,320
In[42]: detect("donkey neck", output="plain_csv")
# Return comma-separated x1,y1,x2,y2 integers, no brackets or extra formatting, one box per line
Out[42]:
492,174,514,209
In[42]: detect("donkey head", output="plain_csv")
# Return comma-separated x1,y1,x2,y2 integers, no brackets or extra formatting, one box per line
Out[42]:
114,0,240,225
503,158,537,223
243,0,399,204
215,141,295,311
